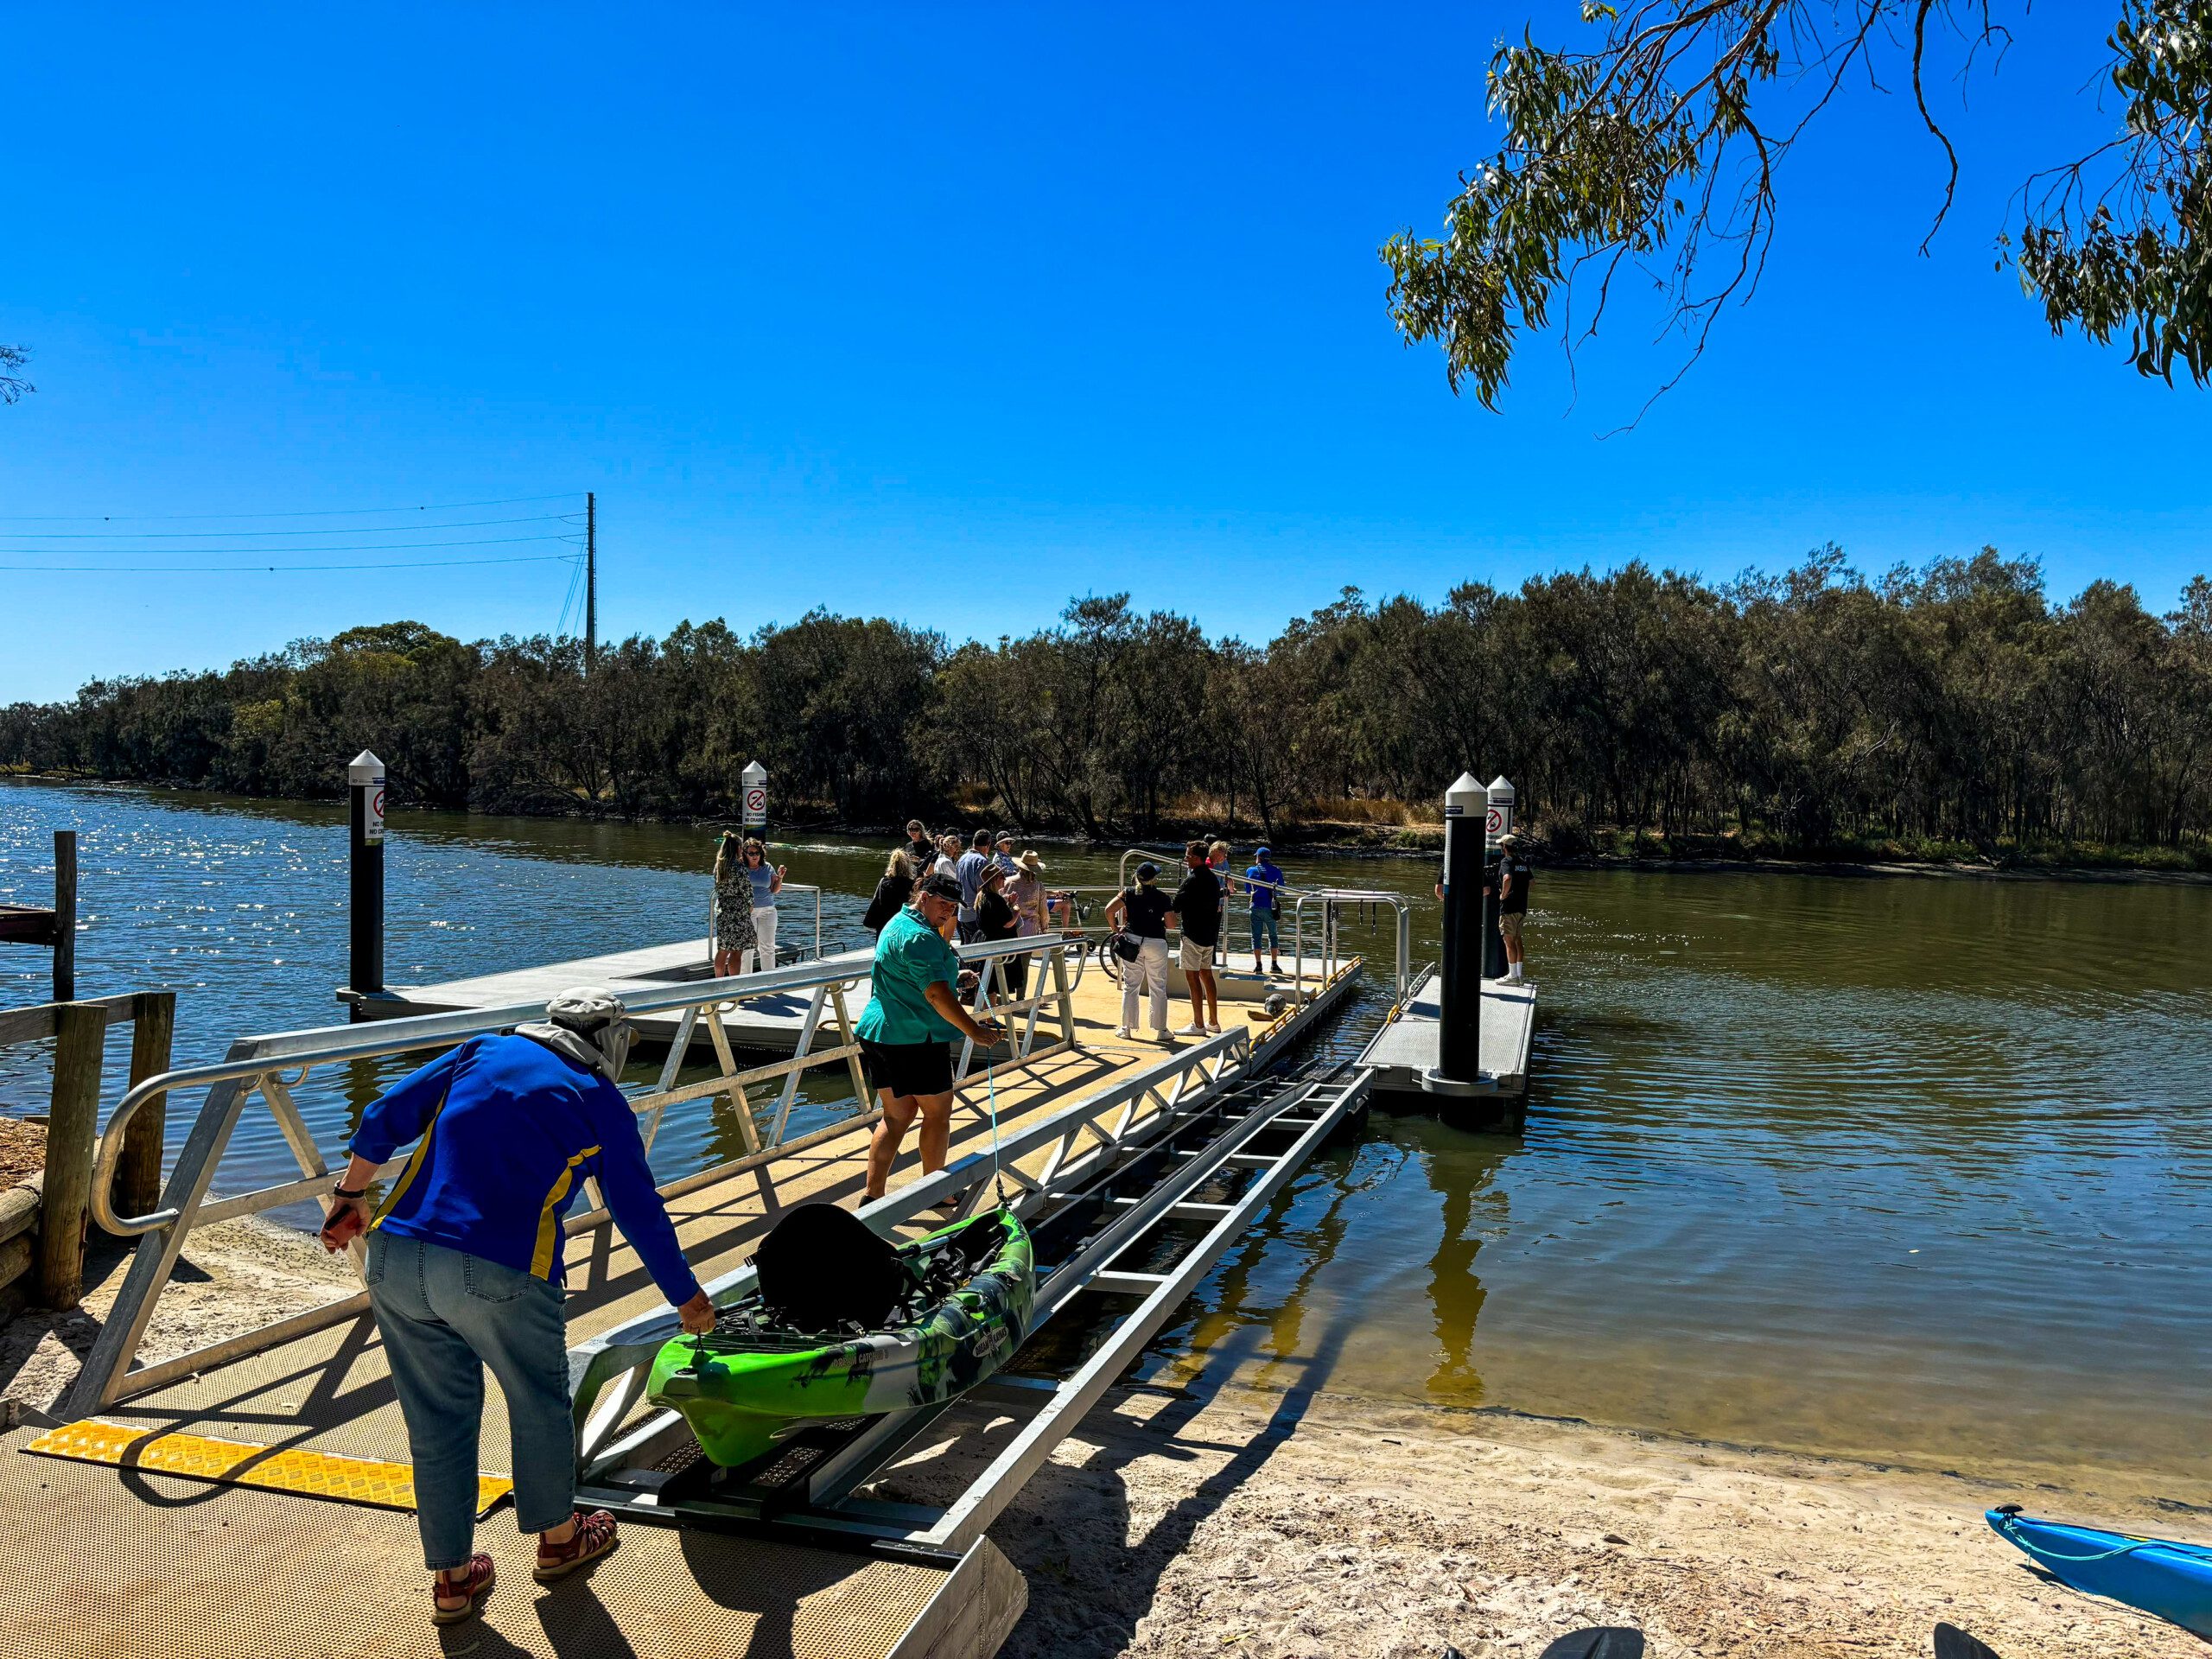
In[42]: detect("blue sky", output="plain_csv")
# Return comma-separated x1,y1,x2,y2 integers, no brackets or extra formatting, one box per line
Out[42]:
5,4,2206,702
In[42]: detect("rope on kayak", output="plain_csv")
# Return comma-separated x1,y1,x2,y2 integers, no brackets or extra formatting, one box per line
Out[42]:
1996,1516,2163,1564
983,1058,1010,1209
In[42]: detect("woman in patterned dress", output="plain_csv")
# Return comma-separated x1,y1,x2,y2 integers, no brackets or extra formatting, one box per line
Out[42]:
711,832,760,976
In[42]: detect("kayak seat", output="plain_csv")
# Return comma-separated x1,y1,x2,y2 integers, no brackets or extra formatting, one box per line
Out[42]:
753,1202,909,1332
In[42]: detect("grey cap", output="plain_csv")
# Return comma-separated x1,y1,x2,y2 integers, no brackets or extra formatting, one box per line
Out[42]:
546,985,627,1033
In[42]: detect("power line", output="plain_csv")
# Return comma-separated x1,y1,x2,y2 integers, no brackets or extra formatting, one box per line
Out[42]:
0,493,578,523
1,553,582,574
0,532,579,556
553,548,588,638
0,513,571,540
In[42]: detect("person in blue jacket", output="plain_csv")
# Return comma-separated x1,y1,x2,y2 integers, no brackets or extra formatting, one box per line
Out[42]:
319,986,715,1626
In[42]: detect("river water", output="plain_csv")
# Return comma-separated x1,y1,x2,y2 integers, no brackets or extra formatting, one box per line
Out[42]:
4,778,2209,1502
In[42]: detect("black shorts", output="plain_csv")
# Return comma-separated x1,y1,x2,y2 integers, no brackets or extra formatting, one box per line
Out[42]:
860,1038,954,1098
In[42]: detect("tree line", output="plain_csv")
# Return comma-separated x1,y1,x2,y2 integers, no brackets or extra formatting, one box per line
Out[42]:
4,549,2209,859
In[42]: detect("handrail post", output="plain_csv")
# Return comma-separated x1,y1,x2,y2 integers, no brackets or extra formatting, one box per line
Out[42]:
37,1001,105,1309
1051,939,1077,1050
117,991,176,1222
830,982,873,1115
69,1066,257,1414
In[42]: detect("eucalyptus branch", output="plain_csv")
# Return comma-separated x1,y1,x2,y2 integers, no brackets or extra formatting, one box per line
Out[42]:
1384,0,2211,411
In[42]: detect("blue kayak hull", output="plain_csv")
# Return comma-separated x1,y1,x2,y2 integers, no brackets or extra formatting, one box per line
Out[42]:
1987,1510,2212,1638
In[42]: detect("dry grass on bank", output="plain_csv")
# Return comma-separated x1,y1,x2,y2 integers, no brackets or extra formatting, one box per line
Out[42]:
0,1116,46,1187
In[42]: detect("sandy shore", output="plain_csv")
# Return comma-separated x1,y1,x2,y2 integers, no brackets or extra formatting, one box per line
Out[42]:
0,1212,357,1420
880,1381,2207,1659
4,1217,2198,1656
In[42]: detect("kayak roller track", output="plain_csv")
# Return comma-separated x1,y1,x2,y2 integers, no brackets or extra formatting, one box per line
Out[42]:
567,1044,1376,1554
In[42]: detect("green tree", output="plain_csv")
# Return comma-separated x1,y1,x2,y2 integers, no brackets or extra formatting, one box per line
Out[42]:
1382,3,2212,410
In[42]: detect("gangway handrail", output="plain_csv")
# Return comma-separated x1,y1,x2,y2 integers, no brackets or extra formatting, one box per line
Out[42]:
88,935,1062,1236
1291,887,1410,1005
69,930,1089,1414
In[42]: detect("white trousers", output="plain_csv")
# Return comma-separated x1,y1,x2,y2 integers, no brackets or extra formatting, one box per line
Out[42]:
743,906,778,973
1121,937,1171,1033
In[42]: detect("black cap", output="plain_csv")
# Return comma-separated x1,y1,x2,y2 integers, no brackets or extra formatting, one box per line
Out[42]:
1135,861,1160,881
917,872,962,901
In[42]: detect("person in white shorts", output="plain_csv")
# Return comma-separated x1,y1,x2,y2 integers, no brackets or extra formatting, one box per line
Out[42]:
1170,839,1223,1034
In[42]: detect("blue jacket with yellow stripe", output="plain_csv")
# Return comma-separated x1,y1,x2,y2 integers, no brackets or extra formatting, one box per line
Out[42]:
351,1033,702,1306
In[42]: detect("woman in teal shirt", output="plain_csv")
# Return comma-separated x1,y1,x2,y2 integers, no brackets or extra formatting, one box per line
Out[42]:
857,872,1004,1205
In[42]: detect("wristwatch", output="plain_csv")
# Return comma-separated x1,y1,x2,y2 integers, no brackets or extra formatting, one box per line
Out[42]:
331,1185,368,1200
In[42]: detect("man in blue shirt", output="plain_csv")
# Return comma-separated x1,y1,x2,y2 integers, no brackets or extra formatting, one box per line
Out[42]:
954,829,993,941
1244,847,1286,975
319,987,712,1625
858,872,1004,1204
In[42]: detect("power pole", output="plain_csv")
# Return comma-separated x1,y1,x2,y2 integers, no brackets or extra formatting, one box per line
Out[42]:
584,490,598,676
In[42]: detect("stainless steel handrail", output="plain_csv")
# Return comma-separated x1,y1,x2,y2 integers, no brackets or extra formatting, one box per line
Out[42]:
1291,887,1409,1004
70,928,1092,1414
89,932,1077,1237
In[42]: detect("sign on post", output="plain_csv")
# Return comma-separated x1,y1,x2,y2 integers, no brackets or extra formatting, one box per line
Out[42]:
1485,775,1516,848
365,784,387,845
741,760,768,829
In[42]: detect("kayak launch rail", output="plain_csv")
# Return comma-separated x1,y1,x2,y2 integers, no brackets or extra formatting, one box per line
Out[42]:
571,1053,1376,1557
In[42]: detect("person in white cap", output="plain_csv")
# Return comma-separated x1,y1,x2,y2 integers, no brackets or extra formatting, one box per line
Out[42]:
320,987,714,1626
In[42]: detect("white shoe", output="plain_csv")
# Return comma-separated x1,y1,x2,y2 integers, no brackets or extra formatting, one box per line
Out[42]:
1175,1022,1206,1035
1116,1027,1135,1040
1152,1027,1173,1041
1205,1024,1224,1035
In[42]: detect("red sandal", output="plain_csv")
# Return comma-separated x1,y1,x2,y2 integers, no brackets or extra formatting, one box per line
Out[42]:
534,1510,619,1582
432,1554,495,1625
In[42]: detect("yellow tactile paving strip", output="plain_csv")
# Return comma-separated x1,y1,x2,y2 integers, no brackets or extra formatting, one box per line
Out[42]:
23,1418,512,1517
0,1425,946,1659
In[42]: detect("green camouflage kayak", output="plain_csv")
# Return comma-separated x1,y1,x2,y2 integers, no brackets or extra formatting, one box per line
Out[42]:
649,1204,1035,1470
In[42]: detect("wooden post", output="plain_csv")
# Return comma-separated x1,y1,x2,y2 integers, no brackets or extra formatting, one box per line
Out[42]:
38,1001,105,1310
52,829,77,1003
117,991,175,1221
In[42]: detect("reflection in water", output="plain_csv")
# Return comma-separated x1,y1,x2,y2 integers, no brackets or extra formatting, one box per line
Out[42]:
1423,1132,1513,1399
9,777,2212,1497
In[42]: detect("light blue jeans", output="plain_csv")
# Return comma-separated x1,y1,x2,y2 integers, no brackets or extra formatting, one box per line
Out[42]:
365,1230,576,1570
1250,907,1281,956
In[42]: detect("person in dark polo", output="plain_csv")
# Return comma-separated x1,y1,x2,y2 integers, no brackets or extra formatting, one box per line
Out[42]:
1497,832,1533,982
